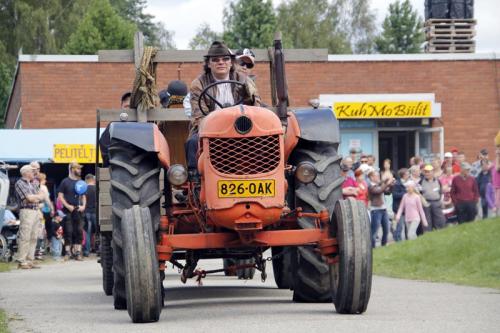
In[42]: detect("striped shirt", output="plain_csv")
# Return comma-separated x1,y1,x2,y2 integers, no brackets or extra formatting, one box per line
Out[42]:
15,178,39,209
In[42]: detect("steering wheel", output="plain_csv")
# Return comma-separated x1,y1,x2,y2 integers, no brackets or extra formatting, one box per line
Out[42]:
198,80,246,116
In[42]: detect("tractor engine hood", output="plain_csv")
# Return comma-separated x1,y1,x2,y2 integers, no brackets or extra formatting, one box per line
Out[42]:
199,105,283,138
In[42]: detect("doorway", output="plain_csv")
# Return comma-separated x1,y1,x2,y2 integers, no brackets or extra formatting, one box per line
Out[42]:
378,131,415,171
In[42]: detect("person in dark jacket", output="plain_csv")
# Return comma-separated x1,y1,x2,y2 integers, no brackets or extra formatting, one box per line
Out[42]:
368,171,395,248
476,160,492,219
392,168,409,241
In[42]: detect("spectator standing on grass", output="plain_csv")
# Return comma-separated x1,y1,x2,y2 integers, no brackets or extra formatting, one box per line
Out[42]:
395,181,428,240
14,165,45,269
421,164,446,230
451,162,479,223
409,165,422,189
58,162,86,261
439,164,455,210
392,168,409,242
83,174,96,257
381,159,395,228
451,148,461,174
476,160,492,219
341,163,358,199
355,168,369,206
368,171,394,248
471,149,489,178
432,158,443,178
491,131,500,216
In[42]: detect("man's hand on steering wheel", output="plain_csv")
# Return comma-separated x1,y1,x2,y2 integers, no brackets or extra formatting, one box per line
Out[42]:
198,80,246,116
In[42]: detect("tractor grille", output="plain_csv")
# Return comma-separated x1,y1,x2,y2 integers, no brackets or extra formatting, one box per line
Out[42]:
209,135,280,175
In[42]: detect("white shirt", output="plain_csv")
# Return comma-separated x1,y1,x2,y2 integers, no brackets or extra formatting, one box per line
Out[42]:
214,76,234,109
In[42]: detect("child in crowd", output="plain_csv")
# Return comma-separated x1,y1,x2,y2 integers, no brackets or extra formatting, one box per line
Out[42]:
51,213,64,261
395,181,428,240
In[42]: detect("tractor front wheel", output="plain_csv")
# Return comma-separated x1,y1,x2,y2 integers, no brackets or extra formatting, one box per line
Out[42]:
291,142,342,302
330,198,372,314
122,206,162,323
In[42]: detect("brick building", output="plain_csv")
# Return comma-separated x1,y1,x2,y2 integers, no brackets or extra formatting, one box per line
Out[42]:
3,51,500,170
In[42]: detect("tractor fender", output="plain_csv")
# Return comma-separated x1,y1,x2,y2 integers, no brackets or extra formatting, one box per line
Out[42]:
109,122,170,168
291,108,340,144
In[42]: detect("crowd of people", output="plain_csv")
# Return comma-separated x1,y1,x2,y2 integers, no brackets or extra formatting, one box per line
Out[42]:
9,161,96,269
341,140,500,248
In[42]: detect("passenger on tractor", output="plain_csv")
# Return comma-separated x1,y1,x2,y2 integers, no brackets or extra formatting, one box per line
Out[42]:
186,41,261,176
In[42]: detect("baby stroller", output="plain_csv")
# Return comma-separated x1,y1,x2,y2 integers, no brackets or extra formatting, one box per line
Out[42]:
0,161,19,262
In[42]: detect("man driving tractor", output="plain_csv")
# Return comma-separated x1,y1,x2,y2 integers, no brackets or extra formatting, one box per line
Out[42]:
186,41,261,173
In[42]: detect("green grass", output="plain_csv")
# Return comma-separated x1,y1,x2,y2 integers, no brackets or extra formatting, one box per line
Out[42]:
0,309,8,333
0,262,15,273
374,217,500,289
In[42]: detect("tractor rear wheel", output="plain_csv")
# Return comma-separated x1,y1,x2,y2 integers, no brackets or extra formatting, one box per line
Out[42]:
271,246,292,289
330,198,372,314
122,206,162,323
291,142,342,302
108,140,161,310
100,232,113,296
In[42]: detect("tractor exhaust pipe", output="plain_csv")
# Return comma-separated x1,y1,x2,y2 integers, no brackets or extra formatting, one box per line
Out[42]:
273,32,288,127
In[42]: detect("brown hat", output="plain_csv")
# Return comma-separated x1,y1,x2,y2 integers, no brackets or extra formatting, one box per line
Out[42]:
205,41,233,58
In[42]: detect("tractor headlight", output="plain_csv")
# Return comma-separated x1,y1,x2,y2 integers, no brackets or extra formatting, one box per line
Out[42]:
295,161,317,184
167,164,188,186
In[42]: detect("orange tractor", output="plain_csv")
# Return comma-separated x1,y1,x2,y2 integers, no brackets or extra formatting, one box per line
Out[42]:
98,36,372,323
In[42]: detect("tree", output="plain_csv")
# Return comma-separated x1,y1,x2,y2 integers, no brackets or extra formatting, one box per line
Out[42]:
64,0,136,54
0,41,16,127
189,23,221,50
375,0,424,54
153,22,176,50
223,0,276,49
276,0,351,54
342,0,377,53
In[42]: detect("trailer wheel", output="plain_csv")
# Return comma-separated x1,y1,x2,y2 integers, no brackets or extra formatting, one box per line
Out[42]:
100,232,113,296
330,198,372,314
236,258,255,280
272,246,292,289
108,139,161,310
0,234,9,262
291,142,342,302
121,206,162,323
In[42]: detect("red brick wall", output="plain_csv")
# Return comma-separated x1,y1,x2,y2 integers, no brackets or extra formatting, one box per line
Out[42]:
6,59,500,161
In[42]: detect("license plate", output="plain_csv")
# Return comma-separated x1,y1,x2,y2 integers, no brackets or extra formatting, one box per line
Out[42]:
217,180,275,198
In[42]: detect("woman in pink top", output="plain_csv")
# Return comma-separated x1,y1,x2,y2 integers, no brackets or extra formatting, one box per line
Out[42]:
395,181,428,240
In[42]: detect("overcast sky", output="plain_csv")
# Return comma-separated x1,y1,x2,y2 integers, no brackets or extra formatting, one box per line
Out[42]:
145,0,500,52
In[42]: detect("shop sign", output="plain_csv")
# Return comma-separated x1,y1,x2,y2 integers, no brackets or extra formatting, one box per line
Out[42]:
334,101,432,119
53,144,102,164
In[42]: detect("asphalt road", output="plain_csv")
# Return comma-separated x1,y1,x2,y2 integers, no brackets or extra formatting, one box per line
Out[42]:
0,257,499,333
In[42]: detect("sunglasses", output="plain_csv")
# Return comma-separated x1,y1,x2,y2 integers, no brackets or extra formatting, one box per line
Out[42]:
210,56,231,63
239,61,254,69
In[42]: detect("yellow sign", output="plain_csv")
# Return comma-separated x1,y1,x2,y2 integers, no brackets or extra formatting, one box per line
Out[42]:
217,179,275,198
53,144,102,164
333,101,432,119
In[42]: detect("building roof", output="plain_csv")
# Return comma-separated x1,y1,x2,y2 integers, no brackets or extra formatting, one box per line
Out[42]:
16,52,500,63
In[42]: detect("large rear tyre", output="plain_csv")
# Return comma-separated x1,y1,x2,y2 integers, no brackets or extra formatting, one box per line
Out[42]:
100,232,113,296
108,140,161,310
291,142,342,302
330,198,372,314
271,246,292,289
122,206,162,323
